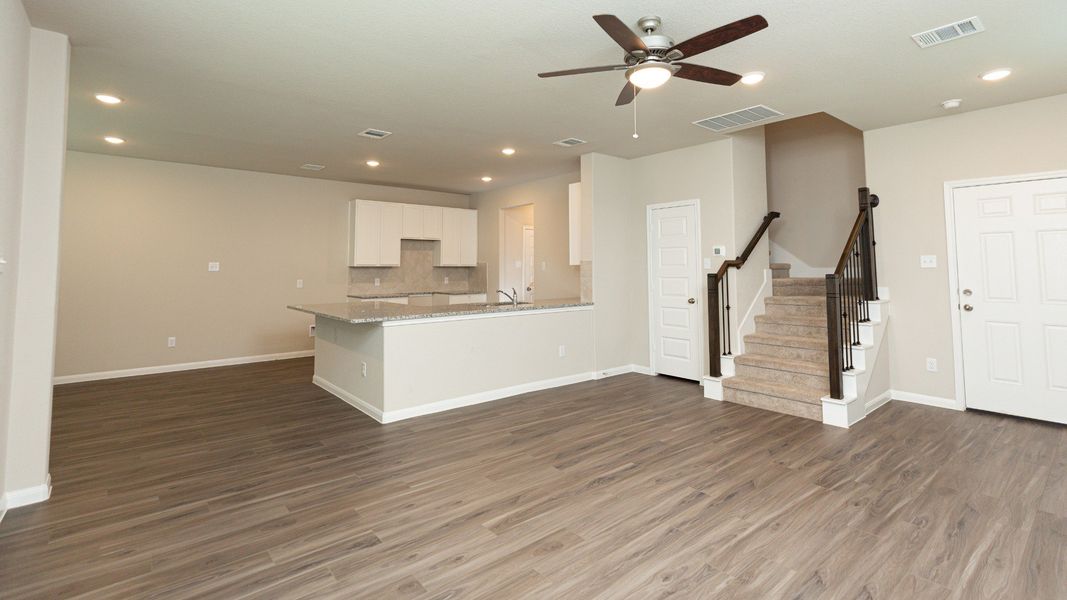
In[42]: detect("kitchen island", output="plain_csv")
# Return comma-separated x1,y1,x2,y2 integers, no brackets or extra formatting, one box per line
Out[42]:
288,298,594,423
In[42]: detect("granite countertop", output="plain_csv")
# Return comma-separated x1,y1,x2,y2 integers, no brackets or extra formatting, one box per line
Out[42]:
347,290,487,299
289,297,592,324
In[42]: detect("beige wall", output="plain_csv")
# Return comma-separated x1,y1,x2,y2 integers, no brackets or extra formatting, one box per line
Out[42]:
584,129,769,376
472,172,580,301
864,92,1067,401
0,0,31,503
56,152,469,378
765,113,866,273
0,0,70,503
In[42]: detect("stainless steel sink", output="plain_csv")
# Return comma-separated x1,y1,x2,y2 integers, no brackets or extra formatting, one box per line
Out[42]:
479,301,532,307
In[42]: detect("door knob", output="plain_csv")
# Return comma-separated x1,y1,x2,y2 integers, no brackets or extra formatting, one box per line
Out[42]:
962,288,973,296
688,298,696,304
963,304,974,311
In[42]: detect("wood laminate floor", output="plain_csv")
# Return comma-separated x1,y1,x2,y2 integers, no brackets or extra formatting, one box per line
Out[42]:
1,358,1065,599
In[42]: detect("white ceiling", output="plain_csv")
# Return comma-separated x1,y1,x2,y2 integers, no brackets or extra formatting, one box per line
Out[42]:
23,0,1067,194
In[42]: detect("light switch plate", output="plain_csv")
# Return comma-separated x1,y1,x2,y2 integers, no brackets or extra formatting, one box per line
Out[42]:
207,261,220,272
296,279,304,289
374,278,380,287
703,258,712,269
926,357,938,372
920,255,937,269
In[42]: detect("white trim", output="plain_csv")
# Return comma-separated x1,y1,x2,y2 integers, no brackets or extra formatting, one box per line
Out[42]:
381,371,596,423
380,305,592,327
865,389,893,414
942,169,1067,413
768,241,833,278
702,376,723,400
821,395,864,428
53,350,315,385
594,364,653,380
891,389,962,411
313,375,385,423
0,494,5,524
735,269,772,355
4,474,52,510
645,199,703,380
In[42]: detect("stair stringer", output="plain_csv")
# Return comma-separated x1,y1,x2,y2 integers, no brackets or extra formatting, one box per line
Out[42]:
821,298,891,428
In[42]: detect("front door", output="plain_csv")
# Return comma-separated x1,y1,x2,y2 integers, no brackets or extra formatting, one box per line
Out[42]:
649,203,702,381
954,176,1067,423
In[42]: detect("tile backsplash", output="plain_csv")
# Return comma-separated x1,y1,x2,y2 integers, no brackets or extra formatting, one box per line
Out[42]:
349,240,487,295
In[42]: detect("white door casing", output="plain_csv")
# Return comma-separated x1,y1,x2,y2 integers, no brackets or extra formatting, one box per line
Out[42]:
952,175,1067,424
647,201,702,381
522,226,535,302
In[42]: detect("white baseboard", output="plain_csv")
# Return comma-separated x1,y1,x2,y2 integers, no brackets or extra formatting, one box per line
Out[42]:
53,350,316,385
865,389,893,413
382,371,597,423
312,376,385,423
890,390,962,411
702,376,723,400
769,242,833,278
3,474,52,513
314,370,613,424
593,364,653,379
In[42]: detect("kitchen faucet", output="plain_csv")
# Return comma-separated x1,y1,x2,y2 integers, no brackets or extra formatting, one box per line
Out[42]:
497,288,519,306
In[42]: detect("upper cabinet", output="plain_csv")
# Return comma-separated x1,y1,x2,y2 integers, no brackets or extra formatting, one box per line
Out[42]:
402,204,443,240
350,199,402,267
350,200,476,267
436,208,478,266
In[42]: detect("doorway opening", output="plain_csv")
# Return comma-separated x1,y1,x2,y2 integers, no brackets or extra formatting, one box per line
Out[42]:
499,204,535,302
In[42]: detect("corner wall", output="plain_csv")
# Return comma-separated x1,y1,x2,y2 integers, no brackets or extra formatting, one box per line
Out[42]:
864,92,1067,402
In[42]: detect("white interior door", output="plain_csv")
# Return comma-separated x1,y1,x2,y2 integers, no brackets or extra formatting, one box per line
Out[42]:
649,203,701,380
954,176,1067,423
522,226,535,301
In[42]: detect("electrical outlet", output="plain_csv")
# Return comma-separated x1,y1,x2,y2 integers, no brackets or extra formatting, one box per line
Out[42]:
167,336,176,348
308,324,316,337
444,276,449,284
361,362,368,377
558,344,566,358
703,257,712,269
296,279,304,289
920,255,937,269
926,357,938,372
207,261,220,272
541,261,547,271
374,278,380,287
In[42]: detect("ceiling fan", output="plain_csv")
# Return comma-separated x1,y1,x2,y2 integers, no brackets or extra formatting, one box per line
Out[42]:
538,13,768,106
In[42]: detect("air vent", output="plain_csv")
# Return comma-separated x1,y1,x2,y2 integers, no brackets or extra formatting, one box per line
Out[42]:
358,128,393,139
299,163,326,171
553,137,587,147
911,17,985,48
692,105,784,132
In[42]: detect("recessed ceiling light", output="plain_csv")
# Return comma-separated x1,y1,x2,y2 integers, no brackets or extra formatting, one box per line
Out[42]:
481,176,492,182
941,98,962,110
299,163,326,171
501,148,516,156
740,71,765,85
980,68,1012,81
366,160,380,167
95,93,123,105
103,136,125,144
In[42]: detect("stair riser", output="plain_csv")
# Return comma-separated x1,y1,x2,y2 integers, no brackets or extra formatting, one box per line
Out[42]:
735,363,830,392
766,303,827,319
745,342,828,363
773,285,825,297
756,321,828,338
724,388,822,421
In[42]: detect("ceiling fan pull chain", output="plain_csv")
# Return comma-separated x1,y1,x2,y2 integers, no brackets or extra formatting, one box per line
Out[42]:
632,85,640,139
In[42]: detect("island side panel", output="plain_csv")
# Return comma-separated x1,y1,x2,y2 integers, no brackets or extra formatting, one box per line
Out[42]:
380,308,595,420
311,316,386,422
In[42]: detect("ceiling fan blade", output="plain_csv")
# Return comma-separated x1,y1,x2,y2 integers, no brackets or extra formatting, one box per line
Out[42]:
668,15,768,59
615,83,640,106
674,63,742,86
593,14,648,54
538,65,628,78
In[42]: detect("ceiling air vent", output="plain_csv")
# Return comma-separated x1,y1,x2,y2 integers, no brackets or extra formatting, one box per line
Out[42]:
358,128,393,139
299,163,326,171
911,17,985,48
692,105,783,132
553,137,587,147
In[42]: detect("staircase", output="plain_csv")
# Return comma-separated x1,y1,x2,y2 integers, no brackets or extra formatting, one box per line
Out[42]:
722,265,830,421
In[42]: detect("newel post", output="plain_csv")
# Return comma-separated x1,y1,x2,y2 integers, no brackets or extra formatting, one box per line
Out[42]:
708,273,721,378
825,274,844,400
858,187,879,301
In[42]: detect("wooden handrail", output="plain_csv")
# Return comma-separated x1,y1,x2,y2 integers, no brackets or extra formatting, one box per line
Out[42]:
708,211,781,377
833,210,867,275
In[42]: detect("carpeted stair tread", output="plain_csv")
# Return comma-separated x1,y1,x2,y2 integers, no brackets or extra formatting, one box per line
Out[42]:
765,295,826,306
755,314,829,328
734,353,829,376
722,376,825,405
745,332,829,349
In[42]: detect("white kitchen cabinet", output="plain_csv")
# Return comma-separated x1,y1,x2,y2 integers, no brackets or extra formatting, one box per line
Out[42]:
401,204,444,240
435,208,478,266
349,200,402,267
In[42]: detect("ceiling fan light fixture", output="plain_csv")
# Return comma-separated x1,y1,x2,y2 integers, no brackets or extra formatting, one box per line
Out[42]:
740,71,765,85
626,63,672,89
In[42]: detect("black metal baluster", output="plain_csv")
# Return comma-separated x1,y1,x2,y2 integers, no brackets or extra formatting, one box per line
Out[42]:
723,273,732,355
